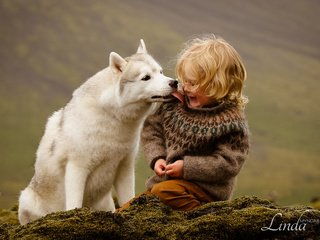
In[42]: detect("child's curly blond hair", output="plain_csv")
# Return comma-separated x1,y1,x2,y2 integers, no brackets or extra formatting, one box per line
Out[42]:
176,34,248,108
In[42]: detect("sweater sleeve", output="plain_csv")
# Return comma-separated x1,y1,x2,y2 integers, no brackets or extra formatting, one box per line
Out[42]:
183,132,249,183
141,106,167,170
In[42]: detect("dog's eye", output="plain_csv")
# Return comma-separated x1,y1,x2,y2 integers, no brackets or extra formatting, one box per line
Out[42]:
160,70,163,74
141,75,151,81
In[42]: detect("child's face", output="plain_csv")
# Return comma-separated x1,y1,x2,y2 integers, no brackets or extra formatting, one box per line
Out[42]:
182,67,216,108
183,83,214,108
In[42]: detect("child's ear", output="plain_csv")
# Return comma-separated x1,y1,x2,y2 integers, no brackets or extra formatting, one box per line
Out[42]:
136,39,148,54
109,52,127,74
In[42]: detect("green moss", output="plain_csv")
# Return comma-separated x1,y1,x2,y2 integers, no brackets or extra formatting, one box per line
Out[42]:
0,205,19,240
1,196,319,239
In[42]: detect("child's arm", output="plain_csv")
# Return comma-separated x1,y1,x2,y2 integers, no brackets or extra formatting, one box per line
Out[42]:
182,133,249,183
141,106,167,170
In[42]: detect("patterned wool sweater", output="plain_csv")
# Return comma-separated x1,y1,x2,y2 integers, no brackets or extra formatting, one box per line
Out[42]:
141,99,250,201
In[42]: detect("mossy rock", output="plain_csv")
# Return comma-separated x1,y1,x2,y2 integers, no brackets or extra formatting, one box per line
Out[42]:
0,205,19,240
1,195,319,239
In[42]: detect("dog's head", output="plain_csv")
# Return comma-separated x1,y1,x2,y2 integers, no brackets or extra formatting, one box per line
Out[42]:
109,40,178,104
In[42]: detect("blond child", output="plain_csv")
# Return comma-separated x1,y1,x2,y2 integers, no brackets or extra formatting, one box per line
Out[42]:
141,35,250,211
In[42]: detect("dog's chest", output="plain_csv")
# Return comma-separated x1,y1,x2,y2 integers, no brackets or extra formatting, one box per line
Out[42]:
74,114,139,152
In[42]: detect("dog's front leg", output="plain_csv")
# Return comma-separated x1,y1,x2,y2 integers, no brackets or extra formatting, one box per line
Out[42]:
65,161,89,210
114,156,135,206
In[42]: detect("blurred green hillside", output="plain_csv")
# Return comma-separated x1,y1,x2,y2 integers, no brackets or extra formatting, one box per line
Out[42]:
0,0,319,208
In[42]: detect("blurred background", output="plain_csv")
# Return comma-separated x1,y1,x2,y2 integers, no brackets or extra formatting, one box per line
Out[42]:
0,0,319,209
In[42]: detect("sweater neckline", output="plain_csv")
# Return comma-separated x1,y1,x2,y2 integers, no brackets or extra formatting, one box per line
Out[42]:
170,92,237,113
180,99,237,113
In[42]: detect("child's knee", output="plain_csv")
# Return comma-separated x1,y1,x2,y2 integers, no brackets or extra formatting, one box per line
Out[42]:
150,180,202,211
150,181,167,197
150,180,184,198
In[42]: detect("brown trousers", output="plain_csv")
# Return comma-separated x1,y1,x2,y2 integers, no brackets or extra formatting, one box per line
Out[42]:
119,179,213,211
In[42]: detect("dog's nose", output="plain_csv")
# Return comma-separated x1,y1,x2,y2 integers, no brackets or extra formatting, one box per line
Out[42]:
169,80,178,89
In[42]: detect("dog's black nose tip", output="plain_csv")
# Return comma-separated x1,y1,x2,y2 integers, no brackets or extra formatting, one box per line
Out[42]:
169,80,178,89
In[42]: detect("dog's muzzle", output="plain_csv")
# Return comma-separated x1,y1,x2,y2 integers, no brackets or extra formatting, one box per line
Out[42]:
150,79,179,102
169,79,178,89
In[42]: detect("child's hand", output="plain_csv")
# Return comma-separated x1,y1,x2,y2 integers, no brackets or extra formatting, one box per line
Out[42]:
154,159,167,177
166,160,184,178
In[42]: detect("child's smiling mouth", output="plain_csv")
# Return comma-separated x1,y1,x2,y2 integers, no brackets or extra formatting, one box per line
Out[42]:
186,95,199,108
188,95,196,100
186,94,197,102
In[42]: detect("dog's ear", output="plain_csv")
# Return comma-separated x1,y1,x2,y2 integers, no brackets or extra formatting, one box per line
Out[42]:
137,39,147,54
109,52,127,74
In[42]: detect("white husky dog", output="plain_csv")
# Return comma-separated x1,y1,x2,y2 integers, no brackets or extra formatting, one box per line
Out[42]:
18,40,178,225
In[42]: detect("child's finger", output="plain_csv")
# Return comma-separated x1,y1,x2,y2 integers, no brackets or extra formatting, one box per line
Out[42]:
156,169,165,176
166,169,174,175
165,164,173,170
160,164,166,170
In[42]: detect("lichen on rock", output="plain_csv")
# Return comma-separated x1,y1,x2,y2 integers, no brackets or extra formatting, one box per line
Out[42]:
1,195,319,239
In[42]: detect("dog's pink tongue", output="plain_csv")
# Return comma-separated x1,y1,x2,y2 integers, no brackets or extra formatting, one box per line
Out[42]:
172,91,185,103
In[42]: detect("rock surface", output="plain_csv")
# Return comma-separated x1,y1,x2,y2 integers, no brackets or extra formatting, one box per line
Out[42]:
1,195,319,239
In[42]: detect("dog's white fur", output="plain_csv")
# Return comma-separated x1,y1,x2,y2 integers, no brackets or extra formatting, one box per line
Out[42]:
18,40,177,225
